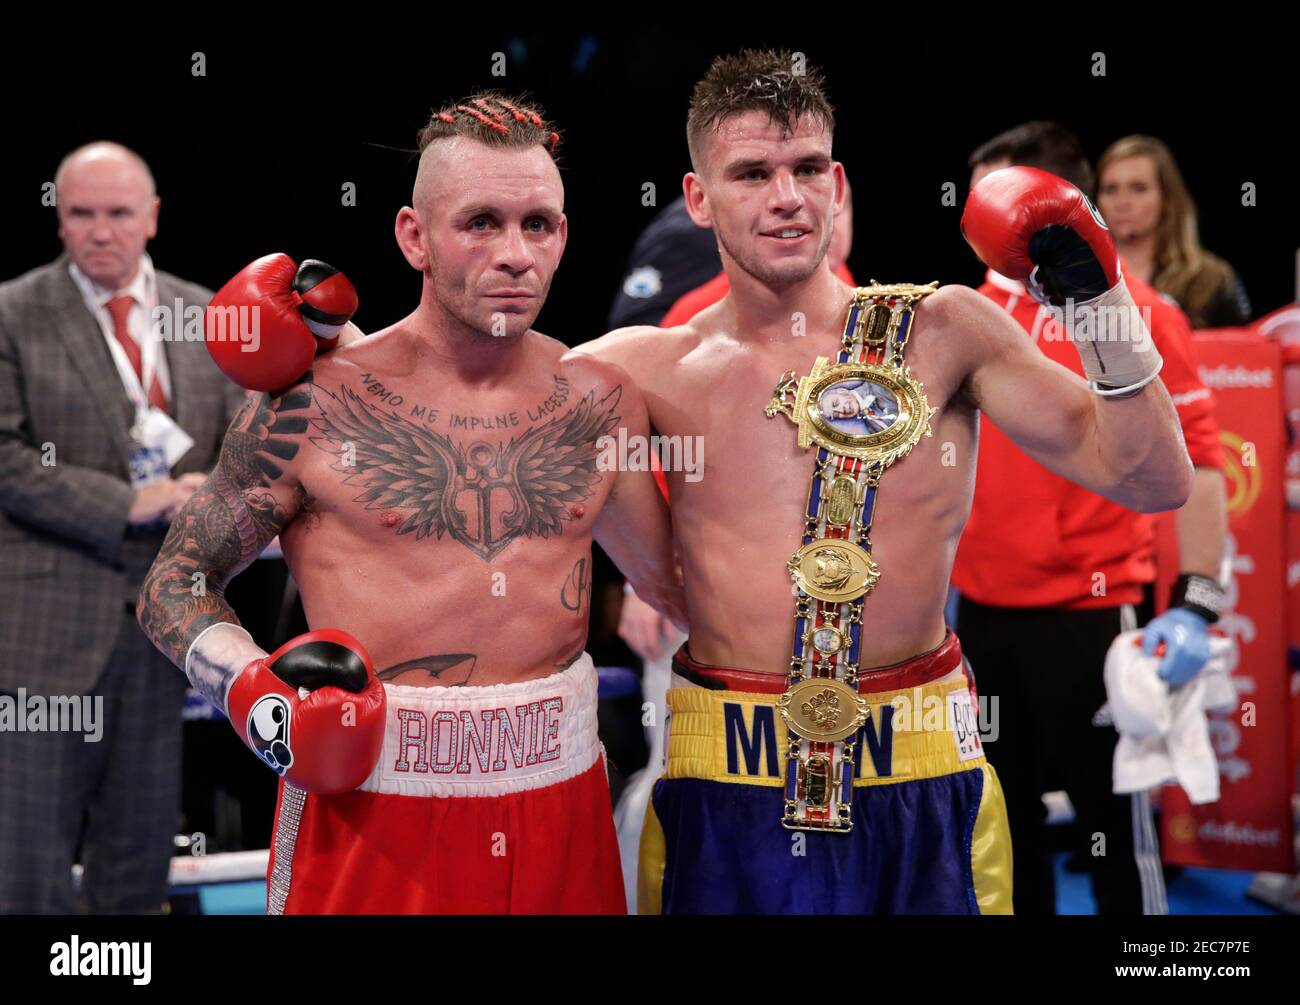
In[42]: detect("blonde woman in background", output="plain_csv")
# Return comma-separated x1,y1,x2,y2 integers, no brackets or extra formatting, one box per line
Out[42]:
1097,135,1252,329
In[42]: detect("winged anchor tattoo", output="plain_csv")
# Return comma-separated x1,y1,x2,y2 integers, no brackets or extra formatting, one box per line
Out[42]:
308,383,623,561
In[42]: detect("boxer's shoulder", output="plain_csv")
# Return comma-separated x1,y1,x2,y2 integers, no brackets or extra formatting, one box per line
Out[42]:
912,282,983,327
573,320,699,375
306,322,409,384
915,282,1022,351
555,342,636,404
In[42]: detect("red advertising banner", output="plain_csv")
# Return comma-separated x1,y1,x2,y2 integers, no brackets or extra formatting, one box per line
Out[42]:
1258,306,1300,814
1158,331,1295,872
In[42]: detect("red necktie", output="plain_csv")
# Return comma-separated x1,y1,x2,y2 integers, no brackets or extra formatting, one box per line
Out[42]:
106,295,169,413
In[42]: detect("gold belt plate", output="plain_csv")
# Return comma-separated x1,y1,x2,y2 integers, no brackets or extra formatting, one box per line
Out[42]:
788,539,879,603
766,358,935,466
778,677,868,743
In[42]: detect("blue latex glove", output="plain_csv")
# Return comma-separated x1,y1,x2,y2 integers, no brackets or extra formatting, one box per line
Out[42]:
1142,608,1211,685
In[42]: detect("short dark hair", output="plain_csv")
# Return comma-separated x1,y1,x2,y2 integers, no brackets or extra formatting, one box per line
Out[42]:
417,90,560,160
687,49,835,170
968,121,1095,194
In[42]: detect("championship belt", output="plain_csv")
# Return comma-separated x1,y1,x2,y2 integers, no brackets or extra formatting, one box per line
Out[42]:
764,281,938,832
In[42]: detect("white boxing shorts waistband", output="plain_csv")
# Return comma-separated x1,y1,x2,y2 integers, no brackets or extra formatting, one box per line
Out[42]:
357,652,601,798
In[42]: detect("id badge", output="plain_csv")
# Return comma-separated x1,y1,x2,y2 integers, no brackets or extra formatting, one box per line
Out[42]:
128,407,195,489
128,442,170,490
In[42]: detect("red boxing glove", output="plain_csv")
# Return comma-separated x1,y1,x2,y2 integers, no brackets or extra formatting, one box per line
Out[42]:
961,166,1119,306
205,254,358,392
226,629,386,794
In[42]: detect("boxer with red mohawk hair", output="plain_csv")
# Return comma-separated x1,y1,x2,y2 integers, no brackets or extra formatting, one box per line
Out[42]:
138,92,685,914
418,90,562,155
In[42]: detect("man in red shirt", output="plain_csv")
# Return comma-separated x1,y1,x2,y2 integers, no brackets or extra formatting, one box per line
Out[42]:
954,122,1227,915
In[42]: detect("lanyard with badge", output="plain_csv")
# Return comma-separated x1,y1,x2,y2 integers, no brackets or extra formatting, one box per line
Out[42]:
103,289,194,489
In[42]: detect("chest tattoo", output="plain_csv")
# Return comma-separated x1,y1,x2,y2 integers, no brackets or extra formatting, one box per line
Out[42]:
307,381,622,561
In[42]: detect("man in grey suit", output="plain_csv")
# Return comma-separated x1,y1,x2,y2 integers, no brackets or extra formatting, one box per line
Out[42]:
0,142,243,912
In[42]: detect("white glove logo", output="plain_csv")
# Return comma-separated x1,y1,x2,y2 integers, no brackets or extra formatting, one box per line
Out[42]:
247,694,294,775
1082,193,1109,231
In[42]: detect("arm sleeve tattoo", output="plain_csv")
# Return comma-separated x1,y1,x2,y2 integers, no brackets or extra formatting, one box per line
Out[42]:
137,382,311,668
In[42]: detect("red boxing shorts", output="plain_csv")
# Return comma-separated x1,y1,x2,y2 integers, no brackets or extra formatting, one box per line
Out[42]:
265,653,625,914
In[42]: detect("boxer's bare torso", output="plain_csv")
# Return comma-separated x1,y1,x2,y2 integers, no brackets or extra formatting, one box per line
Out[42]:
142,322,665,687
583,255,1193,677
584,279,976,672
284,328,628,684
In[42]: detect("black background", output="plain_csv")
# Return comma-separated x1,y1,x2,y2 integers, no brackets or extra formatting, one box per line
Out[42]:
4,23,1296,338
6,912,1290,987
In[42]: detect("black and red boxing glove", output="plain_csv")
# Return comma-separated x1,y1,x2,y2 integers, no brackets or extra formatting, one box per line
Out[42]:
961,166,1119,307
206,254,358,392
226,629,386,794
961,165,1163,396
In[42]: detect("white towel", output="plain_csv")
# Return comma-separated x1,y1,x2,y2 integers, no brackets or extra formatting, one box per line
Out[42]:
612,628,687,912
1104,629,1238,805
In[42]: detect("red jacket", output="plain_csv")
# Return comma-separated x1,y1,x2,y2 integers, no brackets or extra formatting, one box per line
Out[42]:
951,269,1222,610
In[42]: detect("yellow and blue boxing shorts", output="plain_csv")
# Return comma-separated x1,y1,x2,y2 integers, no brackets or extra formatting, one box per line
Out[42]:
638,630,1012,914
